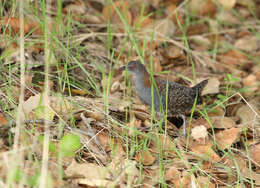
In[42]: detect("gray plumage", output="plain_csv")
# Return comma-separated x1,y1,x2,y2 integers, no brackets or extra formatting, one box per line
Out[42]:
121,60,208,135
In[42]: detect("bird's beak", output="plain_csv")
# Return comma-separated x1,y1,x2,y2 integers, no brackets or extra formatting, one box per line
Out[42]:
119,65,127,71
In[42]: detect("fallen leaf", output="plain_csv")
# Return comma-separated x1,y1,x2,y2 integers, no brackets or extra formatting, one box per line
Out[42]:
171,170,191,187
208,106,225,117
109,159,138,186
65,160,112,186
128,115,142,136
189,0,217,17
150,134,176,155
215,128,241,150
85,110,105,122
219,50,248,67
250,143,260,165
63,1,86,15
163,45,183,59
153,60,162,73
0,113,8,126
165,166,179,181
111,80,120,93
210,117,236,129
190,141,221,162
216,9,240,24
191,35,212,50
236,103,259,129
242,74,258,96
191,118,211,129
196,176,215,188
142,18,176,40
201,77,220,95
102,1,132,32
217,0,236,9
135,150,156,165
2,17,30,35
191,125,208,140
235,35,259,51
166,4,184,25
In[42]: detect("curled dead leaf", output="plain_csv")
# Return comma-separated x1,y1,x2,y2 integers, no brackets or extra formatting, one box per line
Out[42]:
210,117,236,129
135,150,156,165
190,141,221,162
215,128,241,150
201,77,220,95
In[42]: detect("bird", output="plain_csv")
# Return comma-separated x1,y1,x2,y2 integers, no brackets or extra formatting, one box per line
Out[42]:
120,60,208,135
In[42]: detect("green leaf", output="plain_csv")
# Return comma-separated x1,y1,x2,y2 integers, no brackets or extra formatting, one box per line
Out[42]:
59,134,81,157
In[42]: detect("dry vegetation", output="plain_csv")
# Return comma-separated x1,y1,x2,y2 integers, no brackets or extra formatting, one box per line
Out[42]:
0,0,260,187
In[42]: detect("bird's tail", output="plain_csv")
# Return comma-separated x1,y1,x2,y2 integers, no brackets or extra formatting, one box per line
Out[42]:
192,79,208,104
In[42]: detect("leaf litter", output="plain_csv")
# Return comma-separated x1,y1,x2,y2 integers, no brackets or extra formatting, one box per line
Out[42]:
0,0,260,187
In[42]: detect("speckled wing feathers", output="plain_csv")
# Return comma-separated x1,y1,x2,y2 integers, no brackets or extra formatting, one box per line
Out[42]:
155,78,208,116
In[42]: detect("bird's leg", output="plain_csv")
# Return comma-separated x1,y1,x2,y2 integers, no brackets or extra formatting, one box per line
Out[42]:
180,114,186,136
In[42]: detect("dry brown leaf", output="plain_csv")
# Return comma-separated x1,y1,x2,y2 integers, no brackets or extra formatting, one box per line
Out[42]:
166,4,184,25
191,35,212,51
50,96,74,115
65,160,112,186
217,0,236,9
191,118,211,129
163,45,183,59
150,134,176,155
133,16,152,29
165,166,179,181
63,2,86,15
191,125,208,140
97,133,111,152
236,103,259,129
208,106,225,117
250,143,260,165
111,80,120,93
128,115,142,136
215,128,241,150
237,0,254,6
235,35,259,51
210,117,236,129
242,74,258,96
219,50,248,67
142,18,176,40
153,59,162,73
2,17,30,35
201,77,220,95
216,9,240,24
171,170,191,187
102,1,132,32
85,110,105,122
0,113,8,126
196,176,215,188
190,141,221,162
189,0,217,17
135,150,156,165
108,158,138,186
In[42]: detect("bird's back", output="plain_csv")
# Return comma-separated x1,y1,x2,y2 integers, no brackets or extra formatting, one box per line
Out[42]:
155,78,207,116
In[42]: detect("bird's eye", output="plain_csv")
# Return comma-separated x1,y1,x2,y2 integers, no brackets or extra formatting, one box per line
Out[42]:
131,64,136,69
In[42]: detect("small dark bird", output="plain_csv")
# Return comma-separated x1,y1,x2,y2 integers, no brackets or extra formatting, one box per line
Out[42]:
120,60,208,135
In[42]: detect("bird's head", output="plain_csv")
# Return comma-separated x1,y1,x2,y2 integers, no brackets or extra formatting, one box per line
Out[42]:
120,60,147,77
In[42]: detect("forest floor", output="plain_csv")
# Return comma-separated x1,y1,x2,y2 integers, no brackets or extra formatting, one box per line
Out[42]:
0,0,259,187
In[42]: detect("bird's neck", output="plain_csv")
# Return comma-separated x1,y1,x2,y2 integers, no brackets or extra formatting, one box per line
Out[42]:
132,70,151,90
